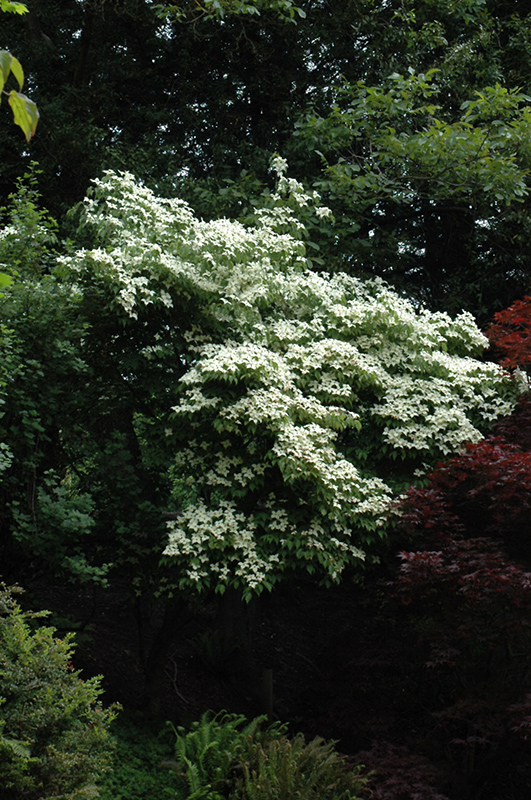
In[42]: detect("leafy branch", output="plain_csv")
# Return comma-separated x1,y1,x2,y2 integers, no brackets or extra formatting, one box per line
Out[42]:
0,50,39,142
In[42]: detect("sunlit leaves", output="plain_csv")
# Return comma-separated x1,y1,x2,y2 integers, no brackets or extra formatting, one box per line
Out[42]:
301,72,531,210
0,0,27,14
0,272,13,290
153,0,306,23
7,90,39,142
0,50,38,141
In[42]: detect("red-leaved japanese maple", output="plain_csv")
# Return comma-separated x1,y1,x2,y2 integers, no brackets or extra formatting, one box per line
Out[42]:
486,295,531,372
492,393,531,451
392,535,531,798
389,389,531,797
398,419,531,557
354,742,450,800
374,302,531,798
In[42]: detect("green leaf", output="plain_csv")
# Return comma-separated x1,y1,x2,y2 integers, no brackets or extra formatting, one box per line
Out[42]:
0,0,28,13
9,54,24,91
0,51,23,97
0,50,13,95
1,734,31,758
8,90,39,141
0,272,13,289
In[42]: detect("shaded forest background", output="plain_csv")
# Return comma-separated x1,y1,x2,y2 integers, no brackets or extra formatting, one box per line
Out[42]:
3,0,531,320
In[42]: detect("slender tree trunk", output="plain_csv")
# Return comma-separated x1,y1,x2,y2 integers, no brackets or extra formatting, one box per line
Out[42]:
216,588,274,717
73,1,96,88
139,597,187,719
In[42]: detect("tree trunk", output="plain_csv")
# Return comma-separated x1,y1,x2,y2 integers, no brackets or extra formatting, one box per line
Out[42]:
216,588,274,717
139,597,188,719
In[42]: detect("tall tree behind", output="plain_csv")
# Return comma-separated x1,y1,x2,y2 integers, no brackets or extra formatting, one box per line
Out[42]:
2,1,531,316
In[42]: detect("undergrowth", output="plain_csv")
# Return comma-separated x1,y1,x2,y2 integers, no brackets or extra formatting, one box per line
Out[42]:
96,714,179,800
163,710,367,800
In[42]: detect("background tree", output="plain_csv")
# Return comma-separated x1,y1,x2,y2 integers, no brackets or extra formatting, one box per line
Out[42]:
1,0,531,318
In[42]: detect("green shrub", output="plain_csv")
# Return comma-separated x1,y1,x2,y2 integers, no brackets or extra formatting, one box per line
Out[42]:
232,733,367,800
97,715,180,800
163,711,367,800
0,583,119,800
162,711,281,800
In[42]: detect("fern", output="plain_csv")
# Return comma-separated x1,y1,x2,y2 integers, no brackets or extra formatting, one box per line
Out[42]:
163,711,367,800
163,711,287,800
231,733,367,800
0,733,31,759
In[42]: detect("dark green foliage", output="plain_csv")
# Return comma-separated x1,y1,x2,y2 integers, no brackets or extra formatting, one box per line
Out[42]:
0,583,119,800
0,166,181,598
164,711,281,799
97,715,180,800
2,6,531,797
1,0,531,318
0,171,100,582
163,711,367,800
295,75,531,320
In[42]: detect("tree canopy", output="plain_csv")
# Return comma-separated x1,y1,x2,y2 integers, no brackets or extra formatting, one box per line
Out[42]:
0,0,530,317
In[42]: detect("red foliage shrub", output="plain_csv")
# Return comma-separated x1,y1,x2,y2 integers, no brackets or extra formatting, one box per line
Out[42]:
398,426,531,555
354,742,450,800
396,486,465,543
492,394,531,450
380,315,531,796
486,295,531,372
509,694,531,741
392,536,531,798
389,387,531,796
431,437,531,545
397,537,531,603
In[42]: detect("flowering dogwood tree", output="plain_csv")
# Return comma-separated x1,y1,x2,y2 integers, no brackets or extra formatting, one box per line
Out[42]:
62,166,517,599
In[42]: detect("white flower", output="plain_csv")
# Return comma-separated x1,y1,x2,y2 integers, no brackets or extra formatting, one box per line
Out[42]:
270,154,288,177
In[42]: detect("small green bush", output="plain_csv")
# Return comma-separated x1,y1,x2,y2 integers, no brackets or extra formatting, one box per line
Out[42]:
232,732,367,800
163,711,367,800
0,583,119,800
163,711,281,800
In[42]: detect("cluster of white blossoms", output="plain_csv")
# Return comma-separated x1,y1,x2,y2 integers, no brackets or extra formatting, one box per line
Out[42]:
65,168,518,596
164,500,282,593
60,170,307,324
164,495,367,597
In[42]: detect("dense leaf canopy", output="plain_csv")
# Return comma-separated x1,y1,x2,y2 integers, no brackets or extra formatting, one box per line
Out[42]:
0,0,530,315
1,6,531,794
